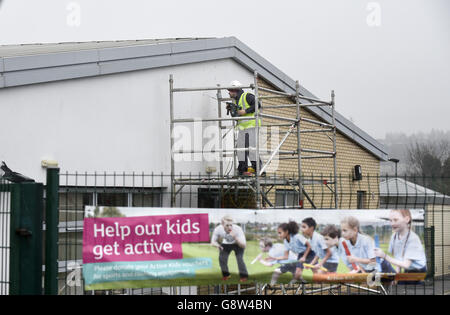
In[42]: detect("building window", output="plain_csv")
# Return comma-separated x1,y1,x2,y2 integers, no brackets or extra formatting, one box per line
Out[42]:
132,191,162,207
198,188,221,208
197,188,256,208
59,188,163,211
357,190,366,209
97,192,128,207
275,189,299,208
59,192,93,222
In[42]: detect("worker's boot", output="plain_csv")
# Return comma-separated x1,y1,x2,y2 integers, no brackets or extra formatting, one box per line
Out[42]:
250,161,266,177
243,166,255,176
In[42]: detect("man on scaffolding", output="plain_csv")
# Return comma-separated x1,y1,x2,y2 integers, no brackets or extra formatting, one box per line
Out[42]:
226,80,264,176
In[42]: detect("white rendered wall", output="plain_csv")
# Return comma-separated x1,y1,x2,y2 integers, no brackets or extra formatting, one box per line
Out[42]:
0,59,254,184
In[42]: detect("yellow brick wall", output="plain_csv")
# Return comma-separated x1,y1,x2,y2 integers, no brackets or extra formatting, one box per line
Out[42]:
425,204,450,277
257,78,381,209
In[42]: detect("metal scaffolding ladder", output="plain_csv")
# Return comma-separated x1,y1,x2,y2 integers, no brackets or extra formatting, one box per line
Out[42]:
169,70,338,209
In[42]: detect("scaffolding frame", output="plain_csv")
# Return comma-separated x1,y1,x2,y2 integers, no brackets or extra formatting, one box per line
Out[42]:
169,71,338,209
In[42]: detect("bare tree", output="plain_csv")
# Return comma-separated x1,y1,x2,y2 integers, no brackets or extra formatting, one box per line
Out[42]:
443,157,450,177
407,141,443,176
406,139,450,194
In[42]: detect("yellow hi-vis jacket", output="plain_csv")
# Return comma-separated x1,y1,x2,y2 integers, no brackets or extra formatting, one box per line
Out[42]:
237,92,261,130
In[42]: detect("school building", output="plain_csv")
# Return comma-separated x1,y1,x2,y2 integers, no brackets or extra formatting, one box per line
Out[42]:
0,37,388,210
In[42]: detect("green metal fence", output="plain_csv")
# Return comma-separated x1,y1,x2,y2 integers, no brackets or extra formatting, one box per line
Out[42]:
0,180,11,294
0,168,59,295
54,172,450,295
0,179,44,295
9,182,44,295
1,173,450,295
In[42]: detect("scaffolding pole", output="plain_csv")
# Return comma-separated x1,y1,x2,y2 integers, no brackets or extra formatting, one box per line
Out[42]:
169,74,175,207
295,80,304,207
331,90,338,209
260,122,297,175
254,70,262,209
217,85,224,177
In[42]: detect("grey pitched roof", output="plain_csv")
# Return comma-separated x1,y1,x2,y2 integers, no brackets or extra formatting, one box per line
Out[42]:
380,178,450,198
0,37,388,160
0,38,210,57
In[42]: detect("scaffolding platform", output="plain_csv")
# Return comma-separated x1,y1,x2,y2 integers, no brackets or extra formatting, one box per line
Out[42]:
173,176,335,186
174,176,299,186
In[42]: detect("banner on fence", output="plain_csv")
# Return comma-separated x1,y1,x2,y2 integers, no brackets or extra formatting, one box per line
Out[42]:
82,207,427,290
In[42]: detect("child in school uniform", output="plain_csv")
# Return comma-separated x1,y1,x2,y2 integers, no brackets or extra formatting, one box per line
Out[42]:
297,218,336,276
254,238,297,266
267,221,314,285
339,216,377,273
319,224,342,273
374,209,427,280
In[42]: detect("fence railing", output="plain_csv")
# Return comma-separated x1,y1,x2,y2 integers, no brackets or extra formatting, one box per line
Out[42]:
2,173,450,295
53,172,450,295
0,180,11,295
0,179,44,295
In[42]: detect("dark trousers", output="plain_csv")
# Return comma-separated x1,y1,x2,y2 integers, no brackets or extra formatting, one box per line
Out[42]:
400,266,427,285
280,250,315,274
323,262,339,273
379,259,426,285
219,243,248,278
237,129,262,175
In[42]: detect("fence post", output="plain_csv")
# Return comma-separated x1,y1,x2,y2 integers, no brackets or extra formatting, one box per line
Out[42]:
424,226,435,279
9,183,44,295
45,168,59,295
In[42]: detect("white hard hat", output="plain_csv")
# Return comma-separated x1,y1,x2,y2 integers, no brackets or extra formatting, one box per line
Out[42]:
228,80,242,89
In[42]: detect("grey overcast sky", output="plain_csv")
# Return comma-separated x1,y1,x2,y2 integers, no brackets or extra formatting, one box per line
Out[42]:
0,0,449,139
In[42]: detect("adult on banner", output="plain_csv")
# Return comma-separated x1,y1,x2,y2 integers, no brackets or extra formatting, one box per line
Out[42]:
211,215,248,282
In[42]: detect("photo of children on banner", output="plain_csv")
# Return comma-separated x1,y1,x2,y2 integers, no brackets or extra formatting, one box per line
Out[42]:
339,216,378,273
261,221,314,285
300,218,340,275
374,210,427,284
338,214,427,284
254,213,427,286
82,207,428,290
210,215,248,282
